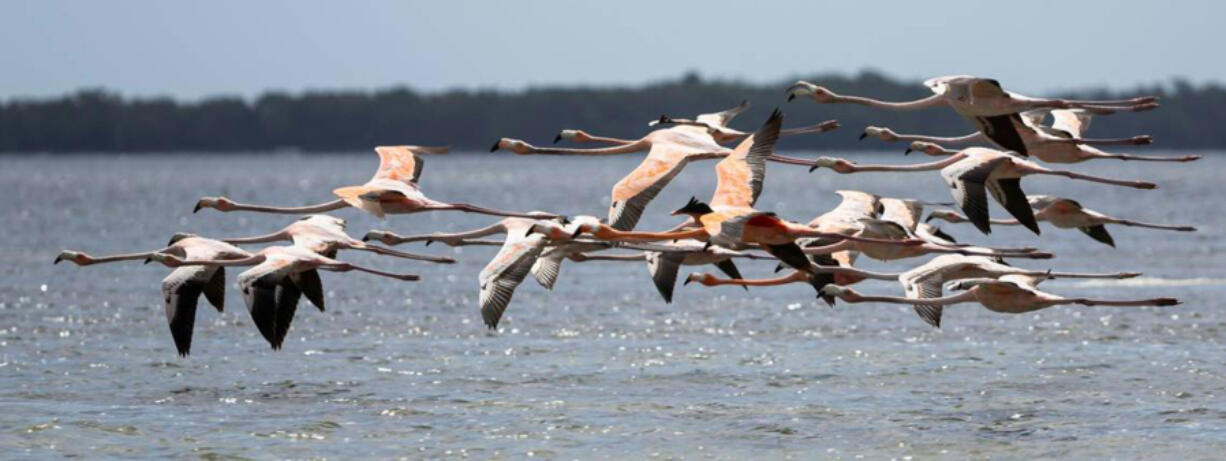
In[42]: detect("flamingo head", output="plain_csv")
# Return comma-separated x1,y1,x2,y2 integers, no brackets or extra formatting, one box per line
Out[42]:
905,141,948,156
490,138,533,154
554,129,590,144
684,272,717,287
670,197,713,218
808,156,855,173
860,126,897,142
564,215,603,238
53,250,90,265
362,230,395,244
819,285,861,302
924,209,967,224
786,81,836,103
144,252,185,267
194,196,234,212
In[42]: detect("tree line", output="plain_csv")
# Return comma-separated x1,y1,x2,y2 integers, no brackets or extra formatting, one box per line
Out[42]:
1,71,1222,153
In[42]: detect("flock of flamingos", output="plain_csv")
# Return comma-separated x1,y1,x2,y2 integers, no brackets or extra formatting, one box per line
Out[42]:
55,76,1199,356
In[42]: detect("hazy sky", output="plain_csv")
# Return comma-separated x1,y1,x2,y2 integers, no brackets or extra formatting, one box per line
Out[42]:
3,0,1223,99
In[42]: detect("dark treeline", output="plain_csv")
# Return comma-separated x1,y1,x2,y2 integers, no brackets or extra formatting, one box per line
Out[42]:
2,71,1223,153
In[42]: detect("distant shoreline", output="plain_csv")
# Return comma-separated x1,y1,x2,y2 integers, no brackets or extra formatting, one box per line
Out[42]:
3,71,1221,153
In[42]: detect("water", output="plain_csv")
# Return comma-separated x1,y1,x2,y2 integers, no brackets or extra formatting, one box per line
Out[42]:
1,151,1223,459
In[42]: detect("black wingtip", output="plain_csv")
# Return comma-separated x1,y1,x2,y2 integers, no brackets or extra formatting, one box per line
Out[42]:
489,141,501,152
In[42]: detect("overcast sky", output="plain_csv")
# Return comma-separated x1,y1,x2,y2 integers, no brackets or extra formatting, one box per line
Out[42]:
3,0,1222,100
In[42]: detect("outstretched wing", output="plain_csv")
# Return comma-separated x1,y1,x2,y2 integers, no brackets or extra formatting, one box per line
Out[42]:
645,251,684,303
161,266,214,356
478,233,546,329
1050,109,1093,138
941,156,1008,235
986,178,1039,234
372,145,449,185
972,114,1029,156
695,100,751,129
608,142,713,230
879,198,924,231
710,109,783,208
810,190,880,228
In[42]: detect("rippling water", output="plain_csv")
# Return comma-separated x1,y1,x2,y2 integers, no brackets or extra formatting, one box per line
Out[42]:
1,151,1223,458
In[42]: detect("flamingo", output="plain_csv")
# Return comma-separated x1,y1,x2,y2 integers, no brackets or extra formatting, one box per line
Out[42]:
219,214,454,263
54,234,253,356
925,195,1197,247
195,146,554,219
571,109,922,280
491,101,834,231
363,215,593,294
788,76,1155,156
458,218,578,329
800,196,1049,261
821,273,1177,321
808,147,1158,235
148,245,419,350
861,108,1199,163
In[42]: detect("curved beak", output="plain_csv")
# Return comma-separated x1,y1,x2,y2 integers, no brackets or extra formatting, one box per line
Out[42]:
808,164,820,173
571,227,583,239
552,134,562,144
489,141,501,152
858,132,867,141
774,263,785,273
143,257,153,265
424,240,433,246
524,226,537,237
786,94,796,102
923,214,936,223
193,201,203,213
53,255,63,264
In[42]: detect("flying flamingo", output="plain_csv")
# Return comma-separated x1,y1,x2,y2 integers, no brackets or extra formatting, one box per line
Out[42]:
148,245,419,350
55,234,253,356
821,273,1177,321
788,76,1156,156
195,146,554,219
492,101,835,231
219,214,454,263
925,195,1197,247
860,108,1199,163
570,109,922,280
807,147,1158,235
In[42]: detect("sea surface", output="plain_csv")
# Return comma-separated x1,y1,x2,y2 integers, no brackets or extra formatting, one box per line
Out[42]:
1,151,1223,459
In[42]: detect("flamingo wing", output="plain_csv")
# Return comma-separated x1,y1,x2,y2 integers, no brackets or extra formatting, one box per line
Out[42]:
986,178,1040,234
478,233,546,329
160,266,218,356
645,251,684,303
941,156,1009,235
608,144,708,230
1050,109,1093,138
372,145,449,185
710,109,783,208
972,113,1029,157
236,257,297,349
879,198,924,231
695,100,751,129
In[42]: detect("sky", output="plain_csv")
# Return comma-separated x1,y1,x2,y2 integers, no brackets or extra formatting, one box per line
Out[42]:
3,0,1224,100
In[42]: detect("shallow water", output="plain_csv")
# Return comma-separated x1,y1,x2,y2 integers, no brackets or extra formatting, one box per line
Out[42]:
1,151,1223,459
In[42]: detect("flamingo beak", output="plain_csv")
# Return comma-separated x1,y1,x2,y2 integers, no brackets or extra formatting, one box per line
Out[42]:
53,255,63,264
786,94,796,102
904,148,913,155
524,226,537,237
774,263,785,273
858,132,867,141
924,214,936,223
424,240,433,247
143,257,153,265
193,201,203,213
553,134,562,144
489,141,501,152
571,227,583,239
808,164,820,173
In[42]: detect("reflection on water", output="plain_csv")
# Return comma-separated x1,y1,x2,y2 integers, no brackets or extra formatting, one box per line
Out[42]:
1,152,1223,458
